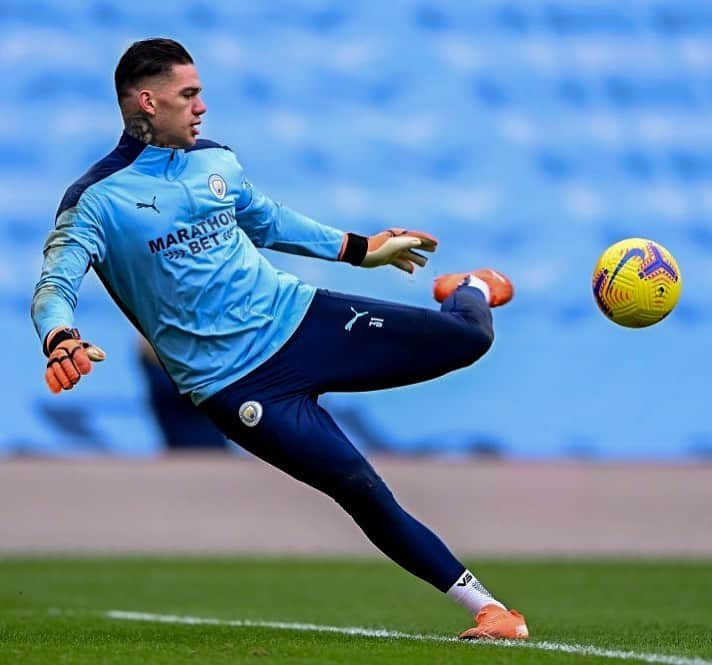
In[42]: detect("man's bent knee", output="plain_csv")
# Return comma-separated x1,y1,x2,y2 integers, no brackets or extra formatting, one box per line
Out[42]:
449,322,494,369
325,465,395,514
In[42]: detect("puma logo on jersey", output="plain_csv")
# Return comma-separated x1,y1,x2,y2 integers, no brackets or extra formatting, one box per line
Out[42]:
136,195,160,213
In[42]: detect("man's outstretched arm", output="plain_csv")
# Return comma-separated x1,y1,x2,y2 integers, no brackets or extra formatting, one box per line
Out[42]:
235,179,438,272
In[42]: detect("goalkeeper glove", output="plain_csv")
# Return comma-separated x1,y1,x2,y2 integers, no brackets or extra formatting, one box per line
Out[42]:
339,228,438,273
43,326,106,394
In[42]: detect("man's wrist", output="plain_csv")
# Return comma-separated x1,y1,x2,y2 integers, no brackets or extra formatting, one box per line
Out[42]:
44,327,80,357
338,233,368,266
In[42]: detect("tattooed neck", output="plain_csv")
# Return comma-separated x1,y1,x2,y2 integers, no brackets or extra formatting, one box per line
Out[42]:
124,114,168,147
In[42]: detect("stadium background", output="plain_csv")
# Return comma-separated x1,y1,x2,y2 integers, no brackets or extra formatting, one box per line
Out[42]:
3,0,711,460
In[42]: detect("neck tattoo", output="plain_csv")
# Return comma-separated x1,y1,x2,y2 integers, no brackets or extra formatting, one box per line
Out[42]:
125,114,168,147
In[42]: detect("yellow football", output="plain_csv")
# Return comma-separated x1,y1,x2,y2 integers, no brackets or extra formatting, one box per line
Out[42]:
592,238,682,328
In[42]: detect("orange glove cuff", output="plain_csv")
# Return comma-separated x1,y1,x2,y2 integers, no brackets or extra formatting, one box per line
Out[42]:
338,232,368,265
43,327,81,357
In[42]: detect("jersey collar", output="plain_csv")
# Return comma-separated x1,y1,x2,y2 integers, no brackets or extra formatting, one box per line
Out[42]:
117,131,189,178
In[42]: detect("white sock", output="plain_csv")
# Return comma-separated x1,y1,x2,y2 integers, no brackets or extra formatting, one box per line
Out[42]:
463,275,490,303
446,569,506,615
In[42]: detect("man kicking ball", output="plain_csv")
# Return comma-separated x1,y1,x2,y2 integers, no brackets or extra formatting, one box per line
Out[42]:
32,38,528,641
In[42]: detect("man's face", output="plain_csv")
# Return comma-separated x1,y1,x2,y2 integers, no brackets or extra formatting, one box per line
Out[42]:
145,63,207,148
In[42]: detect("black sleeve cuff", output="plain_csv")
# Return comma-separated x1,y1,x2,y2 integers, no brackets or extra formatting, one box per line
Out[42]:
340,233,368,266
44,327,80,357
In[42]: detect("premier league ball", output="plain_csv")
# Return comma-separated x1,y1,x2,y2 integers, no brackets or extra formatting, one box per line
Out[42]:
592,238,682,328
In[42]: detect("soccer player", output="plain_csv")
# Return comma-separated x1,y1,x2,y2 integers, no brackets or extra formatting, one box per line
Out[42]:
31,38,528,640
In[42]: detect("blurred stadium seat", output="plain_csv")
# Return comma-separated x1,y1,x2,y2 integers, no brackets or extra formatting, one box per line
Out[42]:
3,0,710,458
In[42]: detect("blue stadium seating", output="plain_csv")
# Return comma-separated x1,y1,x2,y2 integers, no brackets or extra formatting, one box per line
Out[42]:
2,0,710,458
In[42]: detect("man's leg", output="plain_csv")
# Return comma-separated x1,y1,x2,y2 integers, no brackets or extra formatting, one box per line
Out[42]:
201,388,527,639
280,286,495,393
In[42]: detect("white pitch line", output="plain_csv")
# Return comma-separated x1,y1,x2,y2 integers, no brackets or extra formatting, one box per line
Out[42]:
105,610,712,665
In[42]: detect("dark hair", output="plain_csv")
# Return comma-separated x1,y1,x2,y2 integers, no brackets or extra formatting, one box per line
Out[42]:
114,38,193,100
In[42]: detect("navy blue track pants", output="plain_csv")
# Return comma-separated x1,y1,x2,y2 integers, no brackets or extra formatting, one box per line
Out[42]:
201,285,493,592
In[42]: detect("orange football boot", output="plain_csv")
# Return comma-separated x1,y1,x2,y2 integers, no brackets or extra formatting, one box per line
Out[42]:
433,268,514,307
459,604,529,640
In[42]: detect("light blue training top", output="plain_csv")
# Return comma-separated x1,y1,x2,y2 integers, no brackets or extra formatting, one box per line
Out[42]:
31,132,346,403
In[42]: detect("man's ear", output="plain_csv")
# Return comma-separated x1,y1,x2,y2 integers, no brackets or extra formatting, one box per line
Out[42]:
137,89,156,116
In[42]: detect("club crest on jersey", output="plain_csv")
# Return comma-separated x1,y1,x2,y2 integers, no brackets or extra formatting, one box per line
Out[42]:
238,400,263,427
208,173,227,200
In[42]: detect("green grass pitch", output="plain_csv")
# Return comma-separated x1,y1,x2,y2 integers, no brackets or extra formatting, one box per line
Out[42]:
2,557,711,664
